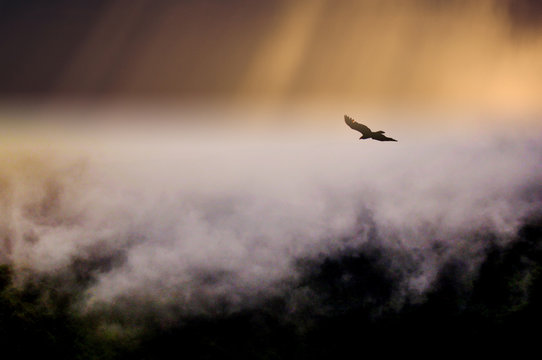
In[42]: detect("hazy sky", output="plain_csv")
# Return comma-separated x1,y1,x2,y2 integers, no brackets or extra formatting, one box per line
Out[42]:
1,0,542,112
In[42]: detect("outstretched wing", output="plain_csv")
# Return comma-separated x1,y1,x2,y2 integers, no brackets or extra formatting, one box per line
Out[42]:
344,115,372,136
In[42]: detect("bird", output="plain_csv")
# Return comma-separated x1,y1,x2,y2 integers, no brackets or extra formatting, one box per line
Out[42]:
344,115,397,142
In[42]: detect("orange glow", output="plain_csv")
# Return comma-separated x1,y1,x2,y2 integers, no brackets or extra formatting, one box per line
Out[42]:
0,1,541,113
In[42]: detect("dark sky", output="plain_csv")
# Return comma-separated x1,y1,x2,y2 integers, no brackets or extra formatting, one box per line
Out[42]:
1,0,541,109
0,0,279,97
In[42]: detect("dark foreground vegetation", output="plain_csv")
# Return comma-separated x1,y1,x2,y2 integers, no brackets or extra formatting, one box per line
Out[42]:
1,219,541,359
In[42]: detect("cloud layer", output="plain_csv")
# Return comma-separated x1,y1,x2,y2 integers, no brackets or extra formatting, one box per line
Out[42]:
1,123,541,321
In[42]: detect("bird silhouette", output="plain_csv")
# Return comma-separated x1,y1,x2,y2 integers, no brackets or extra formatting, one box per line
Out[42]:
344,115,397,142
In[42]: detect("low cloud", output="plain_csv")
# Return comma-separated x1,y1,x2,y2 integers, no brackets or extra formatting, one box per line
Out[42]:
1,123,541,322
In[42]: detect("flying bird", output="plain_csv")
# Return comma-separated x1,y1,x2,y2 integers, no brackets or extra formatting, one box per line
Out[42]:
344,115,397,142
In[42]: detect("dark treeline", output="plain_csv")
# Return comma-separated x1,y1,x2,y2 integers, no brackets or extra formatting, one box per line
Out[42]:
1,218,541,359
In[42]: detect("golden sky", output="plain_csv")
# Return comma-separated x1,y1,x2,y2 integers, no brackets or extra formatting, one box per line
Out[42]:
1,0,541,112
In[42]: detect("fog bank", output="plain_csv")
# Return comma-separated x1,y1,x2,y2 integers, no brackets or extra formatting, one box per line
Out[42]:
1,123,540,321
